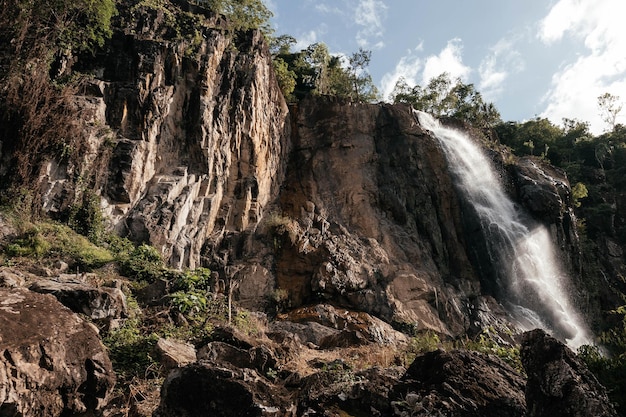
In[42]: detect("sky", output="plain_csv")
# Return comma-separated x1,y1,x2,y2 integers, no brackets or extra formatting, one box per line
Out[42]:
265,0,626,134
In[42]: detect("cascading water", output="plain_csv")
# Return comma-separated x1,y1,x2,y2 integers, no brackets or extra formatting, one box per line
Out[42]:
416,111,590,349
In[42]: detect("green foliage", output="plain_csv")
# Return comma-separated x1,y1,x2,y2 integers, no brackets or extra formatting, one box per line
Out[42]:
199,0,273,33
273,42,378,102
119,243,167,282
346,48,378,102
3,221,114,268
402,330,442,365
272,56,296,100
578,306,626,414
391,73,501,128
10,0,116,55
462,328,523,373
571,182,589,207
103,316,160,380
68,191,105,244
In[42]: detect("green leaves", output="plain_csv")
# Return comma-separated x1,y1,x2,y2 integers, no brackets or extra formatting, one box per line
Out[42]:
391,72,501,128
201,0,273,33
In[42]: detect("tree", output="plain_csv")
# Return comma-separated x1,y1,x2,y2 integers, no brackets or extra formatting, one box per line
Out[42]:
598,93,623,132
272,57,296,100
202,0,273,33
392,73,501,128
269,34,296,56
5,0,116,56
347,48,378,102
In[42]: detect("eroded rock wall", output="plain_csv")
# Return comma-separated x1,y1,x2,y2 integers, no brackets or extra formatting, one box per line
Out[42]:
273,97,484,336
36,5,290,271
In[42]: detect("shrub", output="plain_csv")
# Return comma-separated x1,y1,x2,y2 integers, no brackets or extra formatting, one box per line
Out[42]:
3,221,114,268
103,317,160,381
119,243,167,282
461,328,523,373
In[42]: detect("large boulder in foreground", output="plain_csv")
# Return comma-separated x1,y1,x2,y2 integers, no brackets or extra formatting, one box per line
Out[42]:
154,362,296,417
392,349,526,417
521,329,617,417
0,287,115,417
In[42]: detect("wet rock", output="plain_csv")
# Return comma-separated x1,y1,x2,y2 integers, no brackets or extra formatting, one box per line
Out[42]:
521,329,617,417
392,349,526,417
0,287,115,416
513,158,570,223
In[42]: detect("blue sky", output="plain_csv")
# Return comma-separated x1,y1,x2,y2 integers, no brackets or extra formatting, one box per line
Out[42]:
265,0,626,134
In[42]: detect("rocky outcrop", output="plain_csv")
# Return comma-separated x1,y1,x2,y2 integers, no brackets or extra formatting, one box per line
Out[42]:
33,2,290,272
272,97,497,336
521,329,617,417
29,276,127,321
392,349,526,417
0,287,115,416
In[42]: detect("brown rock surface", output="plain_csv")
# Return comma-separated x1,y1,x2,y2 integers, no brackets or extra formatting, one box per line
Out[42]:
392,349,526,417
522,329,617,417
0,287,115,416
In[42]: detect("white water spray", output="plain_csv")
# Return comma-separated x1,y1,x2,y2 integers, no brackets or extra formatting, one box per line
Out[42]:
416,111,590,349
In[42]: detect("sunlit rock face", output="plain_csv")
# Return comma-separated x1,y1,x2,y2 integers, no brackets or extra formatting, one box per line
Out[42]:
33,6,290,272
274,98,484,336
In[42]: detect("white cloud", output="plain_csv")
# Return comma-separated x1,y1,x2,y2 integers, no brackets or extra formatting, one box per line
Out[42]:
479,38,524,101
538,0,626,133
294,30,319,51
422,39,471,85
379,43,424,101
315,4,343,14
353,0,387,48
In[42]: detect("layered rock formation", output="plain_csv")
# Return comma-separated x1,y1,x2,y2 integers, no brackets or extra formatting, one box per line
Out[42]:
35,2,290,273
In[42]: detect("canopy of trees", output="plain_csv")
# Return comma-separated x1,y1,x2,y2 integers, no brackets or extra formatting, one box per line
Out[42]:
200,0,272,33
2,0,116,59
270,40,378,103
390,73,501,128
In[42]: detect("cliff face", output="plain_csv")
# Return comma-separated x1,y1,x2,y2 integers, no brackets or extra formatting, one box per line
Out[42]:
275,98,481,335
34,5,290,272
0,3,586,339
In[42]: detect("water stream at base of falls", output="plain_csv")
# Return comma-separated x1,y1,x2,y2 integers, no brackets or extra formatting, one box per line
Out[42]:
416,111,591,349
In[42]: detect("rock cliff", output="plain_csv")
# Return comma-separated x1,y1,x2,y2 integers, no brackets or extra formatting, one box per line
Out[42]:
0,1,589,338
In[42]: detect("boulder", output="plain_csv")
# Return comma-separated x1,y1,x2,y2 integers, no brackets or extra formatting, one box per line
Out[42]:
521,329,617,417
197,341,278,376
154,362,296,417
29,277,127,321
277,304,408,347
297,363,403,416
392,349,526,417
0,287,115,416
155,338,197,372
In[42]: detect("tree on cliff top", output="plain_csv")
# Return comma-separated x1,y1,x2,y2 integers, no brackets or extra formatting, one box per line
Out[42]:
3,0,116,58
391,73,501,128
200,0,272,33
272,41,378,103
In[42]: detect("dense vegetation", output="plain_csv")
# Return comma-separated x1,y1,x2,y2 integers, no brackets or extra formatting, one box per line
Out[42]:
270,38,379,102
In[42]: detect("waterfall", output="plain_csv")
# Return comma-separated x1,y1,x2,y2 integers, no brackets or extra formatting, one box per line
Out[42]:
416,111,590,349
